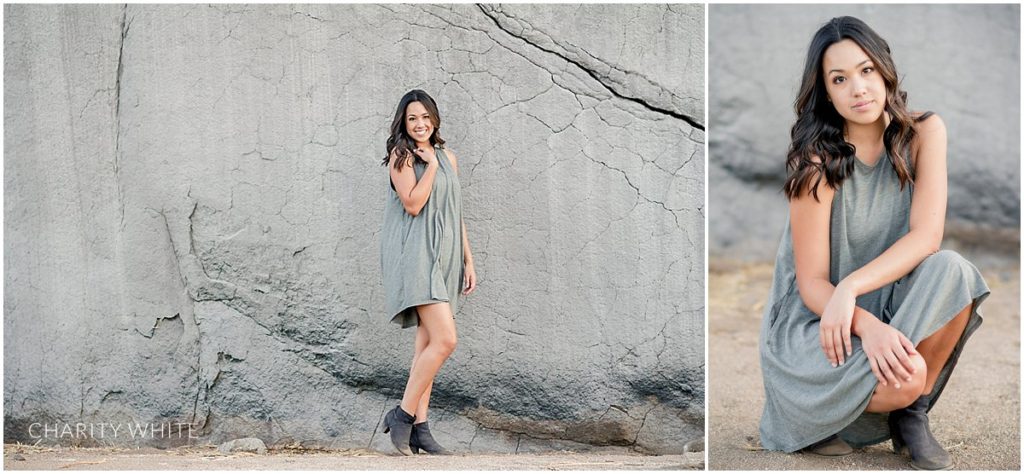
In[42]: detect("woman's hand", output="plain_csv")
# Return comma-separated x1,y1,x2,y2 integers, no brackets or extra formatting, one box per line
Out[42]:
856,315,918,388
819,281,856,367
413,146,437,166
462,261,477,295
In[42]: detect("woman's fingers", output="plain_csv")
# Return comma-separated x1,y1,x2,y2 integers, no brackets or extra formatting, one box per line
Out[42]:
821,325,843,367
820,327,836,366
876,354,900,387
883,349,911,384
892,340,916,379
868,355,886,386
413,148,433,164
832,329,845,366
842,321,853,358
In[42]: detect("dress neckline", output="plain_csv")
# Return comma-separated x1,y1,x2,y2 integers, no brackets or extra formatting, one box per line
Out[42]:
853,149,886,172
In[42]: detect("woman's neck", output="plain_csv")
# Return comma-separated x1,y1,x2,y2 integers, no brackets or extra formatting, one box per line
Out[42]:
844,117,886,147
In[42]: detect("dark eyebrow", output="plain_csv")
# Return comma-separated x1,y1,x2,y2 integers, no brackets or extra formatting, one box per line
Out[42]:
827,59,872,75
406,113,430,117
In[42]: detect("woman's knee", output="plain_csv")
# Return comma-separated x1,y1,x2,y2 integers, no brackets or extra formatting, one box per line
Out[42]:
416,302,457,355
432,333,457,356
868,354,927,412
897,353,927,405
888,354,928,409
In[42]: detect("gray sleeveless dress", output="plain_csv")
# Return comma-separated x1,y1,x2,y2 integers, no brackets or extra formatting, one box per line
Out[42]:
380,145,464,328
758,150,991,452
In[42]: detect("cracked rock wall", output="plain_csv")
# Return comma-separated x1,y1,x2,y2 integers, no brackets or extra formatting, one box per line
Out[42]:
4,4,704,454
710,4,1020,260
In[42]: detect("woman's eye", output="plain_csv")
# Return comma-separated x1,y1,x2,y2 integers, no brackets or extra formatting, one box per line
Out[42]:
832,76,845,84
863,67,874,74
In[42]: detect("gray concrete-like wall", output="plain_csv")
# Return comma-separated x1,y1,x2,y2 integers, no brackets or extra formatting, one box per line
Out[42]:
3,4,704,454
710,4,1020,261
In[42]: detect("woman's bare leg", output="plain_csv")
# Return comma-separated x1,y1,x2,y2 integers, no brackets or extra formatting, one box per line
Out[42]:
866,352,927,413
399,302,456,416
915,303,972,395
409,324,434,423
416,383,434,423
866,302,974,412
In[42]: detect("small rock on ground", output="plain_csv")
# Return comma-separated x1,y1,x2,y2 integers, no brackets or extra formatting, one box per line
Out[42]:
217,438,267,455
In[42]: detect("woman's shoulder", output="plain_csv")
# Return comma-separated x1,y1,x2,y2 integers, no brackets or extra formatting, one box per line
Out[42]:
786,153,836,204
911,111,945,138
388,148,414,169
908,111,946,163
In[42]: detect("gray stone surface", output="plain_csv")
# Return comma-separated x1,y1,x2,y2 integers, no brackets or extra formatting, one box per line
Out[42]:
709,4,1020,260
3,4,704,455
218,437,267,455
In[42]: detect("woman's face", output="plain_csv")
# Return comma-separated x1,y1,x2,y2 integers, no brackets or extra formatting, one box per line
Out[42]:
404,101,434,144
821,39,886,127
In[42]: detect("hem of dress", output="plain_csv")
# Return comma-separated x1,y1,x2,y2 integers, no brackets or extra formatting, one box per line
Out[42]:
770,287,990,453
389,298,452,329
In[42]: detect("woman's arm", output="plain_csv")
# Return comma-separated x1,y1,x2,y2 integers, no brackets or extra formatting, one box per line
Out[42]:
839,114,947,296
460,217,476,295
389,148,438,217
461,218,474,266
789,164,858,361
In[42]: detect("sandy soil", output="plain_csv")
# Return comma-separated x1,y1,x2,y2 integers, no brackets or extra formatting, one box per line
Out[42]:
2,444,703,470
708,259,1020,470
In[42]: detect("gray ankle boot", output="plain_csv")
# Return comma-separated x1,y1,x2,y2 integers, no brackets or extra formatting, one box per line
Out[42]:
888,395,952,470
382,405,415,456
410,421,451,455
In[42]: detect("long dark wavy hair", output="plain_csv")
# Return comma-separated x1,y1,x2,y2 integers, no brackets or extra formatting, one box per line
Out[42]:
382,89,446,172
783,16,931,201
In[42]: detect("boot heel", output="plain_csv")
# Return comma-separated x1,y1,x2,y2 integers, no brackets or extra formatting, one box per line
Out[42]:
382,405,416,456
408,421,452,455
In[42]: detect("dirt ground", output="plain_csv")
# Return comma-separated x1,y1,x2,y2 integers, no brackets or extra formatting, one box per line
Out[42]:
2,444,703,470
709,258,1020,470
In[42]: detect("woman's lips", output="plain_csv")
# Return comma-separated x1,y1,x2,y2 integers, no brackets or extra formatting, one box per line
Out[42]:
852,100,874,111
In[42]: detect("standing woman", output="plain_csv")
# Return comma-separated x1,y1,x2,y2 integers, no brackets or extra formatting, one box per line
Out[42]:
379,89,477,455
758,17,990,470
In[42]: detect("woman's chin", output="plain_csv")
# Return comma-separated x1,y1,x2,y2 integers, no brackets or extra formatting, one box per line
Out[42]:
842,110,884,126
